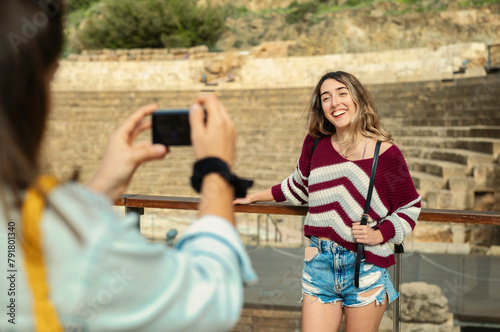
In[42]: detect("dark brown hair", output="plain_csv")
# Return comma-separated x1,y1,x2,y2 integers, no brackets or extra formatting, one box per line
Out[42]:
307,71,393,151
0,0,65,208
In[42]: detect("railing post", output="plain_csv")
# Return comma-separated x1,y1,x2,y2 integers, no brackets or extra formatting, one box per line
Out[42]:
393,243,404,332
486,45,491,72
266,214,269,243
275,220,278,243
257,215,261,247
125,207,144,229
301,217,306,248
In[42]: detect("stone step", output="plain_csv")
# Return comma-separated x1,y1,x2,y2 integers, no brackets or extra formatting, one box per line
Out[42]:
369,80,500,99
52,77,498,98
53,98,194,109
381,91,500,105
389,126,500,139
53,90,198,102
400,116,500,127
473,163,500,192
409,171,445,200
406,157,467,181
448,176,476,192
401,146,493,174
53,88,500,111
235,97,500,113
231,107,304,118
426,188,475,210
397,136,500,157
380,107,499,120
377,88,500,103
53,88,499,117
381,100,499,111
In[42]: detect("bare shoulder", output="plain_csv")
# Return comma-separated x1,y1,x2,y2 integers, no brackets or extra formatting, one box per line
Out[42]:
379,141,394,154
369,138,394,154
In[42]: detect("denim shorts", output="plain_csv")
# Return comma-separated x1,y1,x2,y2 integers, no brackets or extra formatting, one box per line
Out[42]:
301,236,398,307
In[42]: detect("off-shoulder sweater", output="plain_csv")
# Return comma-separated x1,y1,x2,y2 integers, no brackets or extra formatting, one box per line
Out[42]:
272,134,421,268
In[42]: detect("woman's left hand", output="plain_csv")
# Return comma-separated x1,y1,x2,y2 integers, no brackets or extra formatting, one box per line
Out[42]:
352,222,383,246
88,104,168,201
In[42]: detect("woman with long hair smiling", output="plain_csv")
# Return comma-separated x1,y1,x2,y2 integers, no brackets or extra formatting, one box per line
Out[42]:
235,71,421,331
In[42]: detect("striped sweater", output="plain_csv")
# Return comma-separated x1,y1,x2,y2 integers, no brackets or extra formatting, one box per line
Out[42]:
272,134,421,268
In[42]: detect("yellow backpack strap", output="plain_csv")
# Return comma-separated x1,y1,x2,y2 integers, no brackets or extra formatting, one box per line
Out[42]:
21,175,63,332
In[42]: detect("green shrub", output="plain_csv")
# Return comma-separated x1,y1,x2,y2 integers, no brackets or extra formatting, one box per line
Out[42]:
344,0,373,7
228,5,249,17
286,1,320,24
74,0,227,50
247,36,260,46
233,39,243,48
68,0,101,12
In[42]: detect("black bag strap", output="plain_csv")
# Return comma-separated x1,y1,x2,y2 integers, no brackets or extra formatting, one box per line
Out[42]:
311,137,320,157
354,140,382,288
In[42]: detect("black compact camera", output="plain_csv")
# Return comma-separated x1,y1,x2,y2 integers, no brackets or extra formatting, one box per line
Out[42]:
152,109,191,146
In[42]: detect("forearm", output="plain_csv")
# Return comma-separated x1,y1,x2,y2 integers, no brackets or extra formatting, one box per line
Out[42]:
198,173,235,225
378,197,421,244
87,170,123,202
370,229,384,246
248,188,274,203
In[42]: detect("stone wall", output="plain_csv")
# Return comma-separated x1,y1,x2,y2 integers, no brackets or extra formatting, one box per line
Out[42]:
197,0,308,11
53,42,488,91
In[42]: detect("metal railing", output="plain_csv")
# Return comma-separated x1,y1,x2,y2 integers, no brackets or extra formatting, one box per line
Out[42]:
115,194,500,226
115,194,500,331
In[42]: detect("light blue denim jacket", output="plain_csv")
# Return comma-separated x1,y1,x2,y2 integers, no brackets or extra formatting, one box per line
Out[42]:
0,182,257,332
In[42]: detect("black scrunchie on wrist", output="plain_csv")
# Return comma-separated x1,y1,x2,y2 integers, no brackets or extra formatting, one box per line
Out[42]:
191,157,254,198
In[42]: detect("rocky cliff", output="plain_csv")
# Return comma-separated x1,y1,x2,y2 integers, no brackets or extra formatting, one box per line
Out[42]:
197,0,500,57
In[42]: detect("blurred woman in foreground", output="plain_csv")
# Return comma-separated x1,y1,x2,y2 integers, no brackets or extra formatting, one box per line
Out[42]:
0,1,256,331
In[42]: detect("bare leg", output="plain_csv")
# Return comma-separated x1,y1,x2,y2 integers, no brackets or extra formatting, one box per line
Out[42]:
302,295,343,332
344,289,388,332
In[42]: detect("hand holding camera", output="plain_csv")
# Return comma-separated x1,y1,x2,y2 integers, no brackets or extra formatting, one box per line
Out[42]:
189,93,236,167
89,103,168,201
152,93,236,167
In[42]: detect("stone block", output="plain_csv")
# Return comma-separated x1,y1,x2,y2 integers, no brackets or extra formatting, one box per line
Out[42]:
451,190,475,210
487,245,500,256
190,45,209,54
101,48,114,55
128,48,142,55
254,328,300,332
469,225,500,247
399,282,449,324
411,222,452,242
252,308,301,319
426,190,454,209
77,54,91,61
451,224,466,243
382,313,459,332
231,325,252,332
474,163,500,191
494,191,500,211
409,242,470,255
448,176,475,192
171,48,189,55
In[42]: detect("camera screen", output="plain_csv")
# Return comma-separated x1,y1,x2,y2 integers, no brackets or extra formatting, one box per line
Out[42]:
152,109,191,146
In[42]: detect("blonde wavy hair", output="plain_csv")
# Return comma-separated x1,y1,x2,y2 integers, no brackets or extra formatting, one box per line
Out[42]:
307,71,393,152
